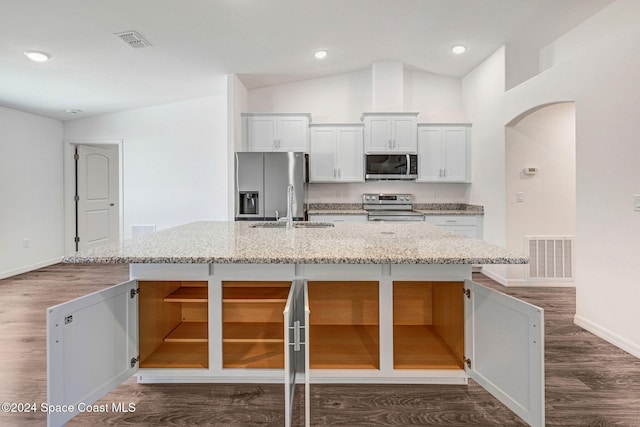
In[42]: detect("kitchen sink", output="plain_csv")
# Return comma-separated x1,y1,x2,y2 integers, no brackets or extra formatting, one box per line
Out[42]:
294,222,334,228
249,222,334,229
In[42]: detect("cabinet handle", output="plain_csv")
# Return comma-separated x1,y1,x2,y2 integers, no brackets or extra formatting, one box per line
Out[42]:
338,168,341,178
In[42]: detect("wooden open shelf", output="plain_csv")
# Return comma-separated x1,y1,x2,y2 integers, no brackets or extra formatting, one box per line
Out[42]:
393,281,464,370
394,325,462,369
164,322,208,343
140,342,208,369
222,281,291,369
223,322,283,343
223,342,284,369
139,281,209,369
308,281,380,370
310,325,379,369
164,286,208,303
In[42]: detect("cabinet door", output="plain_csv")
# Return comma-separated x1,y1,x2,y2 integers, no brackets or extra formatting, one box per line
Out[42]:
309,127,338,182
284,280,310,427
336,127,364,182
364,117,392,153
247,117,277,151
465,281,545,427
277,117,308,152
442,127,467,181
47,280,138,427
417,127,443,180
391,116,417,152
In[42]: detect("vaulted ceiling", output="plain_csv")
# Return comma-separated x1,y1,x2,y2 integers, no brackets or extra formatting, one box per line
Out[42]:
0,0,613,121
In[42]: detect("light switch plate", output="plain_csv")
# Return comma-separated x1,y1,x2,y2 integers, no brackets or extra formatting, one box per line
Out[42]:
516,192,524,203
634,194,640,212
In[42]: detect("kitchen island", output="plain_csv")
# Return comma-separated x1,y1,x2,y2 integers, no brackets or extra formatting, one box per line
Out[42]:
51,221,543,427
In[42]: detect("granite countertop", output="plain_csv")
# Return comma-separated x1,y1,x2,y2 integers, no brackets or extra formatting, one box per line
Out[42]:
63,221,526,265
307,203,484,216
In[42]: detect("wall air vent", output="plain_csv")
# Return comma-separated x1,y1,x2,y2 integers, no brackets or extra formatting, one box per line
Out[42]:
526,235,574,280
114,31,152,49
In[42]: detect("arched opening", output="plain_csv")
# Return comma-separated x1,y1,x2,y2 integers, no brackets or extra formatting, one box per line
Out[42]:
505,102,576,286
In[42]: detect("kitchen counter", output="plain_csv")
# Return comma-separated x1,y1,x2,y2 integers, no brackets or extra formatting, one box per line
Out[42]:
307,203,367,216
63,220,525,265
308,202,484,216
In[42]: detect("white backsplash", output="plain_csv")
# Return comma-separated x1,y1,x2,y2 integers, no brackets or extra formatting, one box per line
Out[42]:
307,182,471,204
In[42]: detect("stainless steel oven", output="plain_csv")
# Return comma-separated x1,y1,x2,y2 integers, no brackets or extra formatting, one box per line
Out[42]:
365,154,417,181
363,193,425,221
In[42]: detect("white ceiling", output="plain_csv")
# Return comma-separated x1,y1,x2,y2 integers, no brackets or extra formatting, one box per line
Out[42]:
0,0,613,121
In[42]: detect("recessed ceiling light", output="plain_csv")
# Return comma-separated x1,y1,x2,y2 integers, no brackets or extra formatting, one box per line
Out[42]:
314,50,328,59
24,50,51,62
451,45,467,55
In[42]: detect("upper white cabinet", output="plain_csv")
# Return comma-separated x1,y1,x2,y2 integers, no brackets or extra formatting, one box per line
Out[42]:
309,124,364,182
243,113,310,152
418,124,470,182
361,113,418,153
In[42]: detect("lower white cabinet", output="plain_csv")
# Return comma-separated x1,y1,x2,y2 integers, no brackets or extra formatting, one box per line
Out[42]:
47,263,543,427
424,215,483,239
308,213,368,222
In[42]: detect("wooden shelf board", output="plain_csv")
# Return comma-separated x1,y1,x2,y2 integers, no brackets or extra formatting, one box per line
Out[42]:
310,324,379,369
164,287,208,303
164,322,208,343
223,281,291,288
140,342,208,369
223,287,290,301
223,322,284,342
223,298,287,303
394,325,463,369
223,342,284,369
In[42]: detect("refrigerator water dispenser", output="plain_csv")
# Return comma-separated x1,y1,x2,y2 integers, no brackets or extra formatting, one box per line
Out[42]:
239,191,259,215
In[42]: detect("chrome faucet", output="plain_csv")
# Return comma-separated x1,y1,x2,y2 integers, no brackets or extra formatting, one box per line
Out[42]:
285,184,294,229
276,185,295,228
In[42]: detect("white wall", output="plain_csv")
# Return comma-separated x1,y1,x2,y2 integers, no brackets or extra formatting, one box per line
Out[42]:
0,106,64,279
247,68,372,123
505,102,576,283
64,94,229,243
464,0,640,357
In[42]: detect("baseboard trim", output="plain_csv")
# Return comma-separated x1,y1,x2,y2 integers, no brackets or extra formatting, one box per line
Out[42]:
574,314,640,359
478,267,507,286
479,268,576,288
0,258,61,280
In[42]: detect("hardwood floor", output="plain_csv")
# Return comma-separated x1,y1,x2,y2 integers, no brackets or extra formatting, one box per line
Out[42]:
1,263,639,426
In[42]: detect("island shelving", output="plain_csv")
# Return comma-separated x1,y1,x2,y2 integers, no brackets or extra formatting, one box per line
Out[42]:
48,221,544,427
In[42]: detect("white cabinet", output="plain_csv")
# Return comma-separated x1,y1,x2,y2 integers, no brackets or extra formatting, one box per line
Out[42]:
418,125,470,182
47,263,543,427
309,124,364,182
243,113,310,152
308,213,368,222
362,113,418,153
423,215,483,239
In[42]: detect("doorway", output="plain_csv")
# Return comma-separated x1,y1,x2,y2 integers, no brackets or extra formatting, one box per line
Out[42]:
505,102,576,286
64,140,124,254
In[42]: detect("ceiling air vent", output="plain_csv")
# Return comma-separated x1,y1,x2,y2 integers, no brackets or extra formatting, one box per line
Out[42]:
114,31,152,49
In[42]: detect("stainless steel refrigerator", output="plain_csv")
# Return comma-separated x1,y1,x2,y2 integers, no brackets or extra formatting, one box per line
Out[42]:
235,152,306,221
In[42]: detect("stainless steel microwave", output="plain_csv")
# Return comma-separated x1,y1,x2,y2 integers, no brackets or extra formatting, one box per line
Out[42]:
365,154,417,180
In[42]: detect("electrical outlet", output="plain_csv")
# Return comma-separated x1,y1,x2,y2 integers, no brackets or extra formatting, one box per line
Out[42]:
23,239,30,248
634,194,640,212
516,192,524,203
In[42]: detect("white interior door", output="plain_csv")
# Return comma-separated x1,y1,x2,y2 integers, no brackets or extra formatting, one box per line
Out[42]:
47,280,138,427
465,281,545,427
284,280,309,427
77,145,119,251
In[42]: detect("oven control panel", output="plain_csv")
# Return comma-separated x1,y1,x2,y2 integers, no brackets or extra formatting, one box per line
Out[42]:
363,193,413,205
